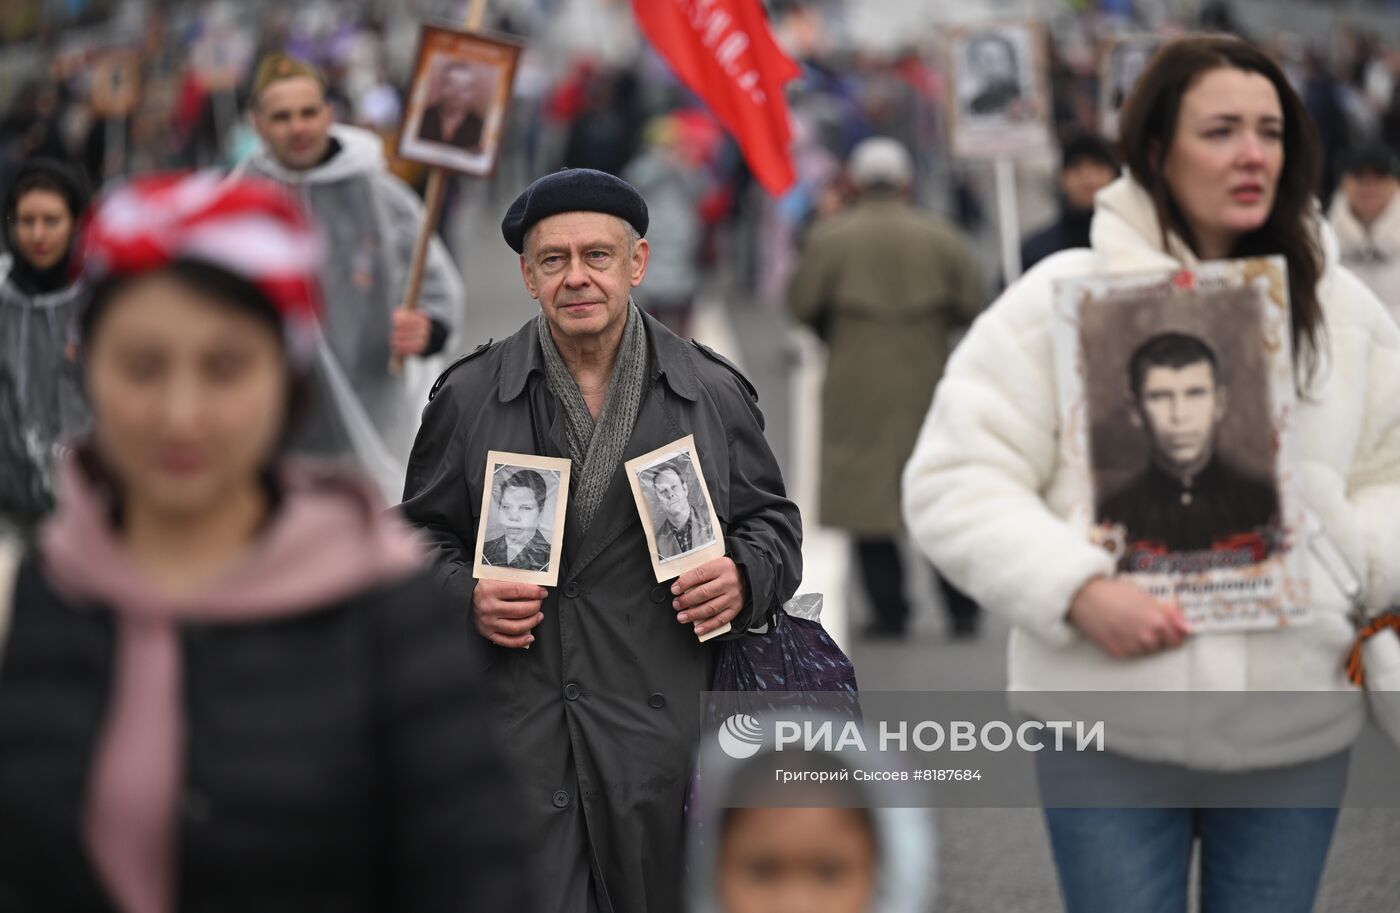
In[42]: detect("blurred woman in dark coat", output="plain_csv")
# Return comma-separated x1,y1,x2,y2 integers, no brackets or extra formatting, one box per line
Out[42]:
0,173,529,913
0,157,90,530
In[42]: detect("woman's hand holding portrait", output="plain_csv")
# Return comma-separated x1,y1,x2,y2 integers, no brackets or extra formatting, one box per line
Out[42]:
1067,577,1192,659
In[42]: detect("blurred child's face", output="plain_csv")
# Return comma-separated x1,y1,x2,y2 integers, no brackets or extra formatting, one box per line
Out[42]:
717,807,877,913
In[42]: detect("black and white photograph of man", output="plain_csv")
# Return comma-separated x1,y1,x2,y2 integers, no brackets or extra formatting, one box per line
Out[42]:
1096,331,1280,564
419,59,490,153
963,30,1024,116
1101,36,1161,135
472,451,570,586
1108,39,1158,110
643,455,717,561
397,25,521,176
948,21,1051,158
481,466,557,572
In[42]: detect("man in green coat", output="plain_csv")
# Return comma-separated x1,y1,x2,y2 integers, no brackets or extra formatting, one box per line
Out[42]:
788,136,984,638
401,168,802,913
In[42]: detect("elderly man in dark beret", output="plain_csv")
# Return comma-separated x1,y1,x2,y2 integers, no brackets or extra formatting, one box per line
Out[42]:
400,168,803,913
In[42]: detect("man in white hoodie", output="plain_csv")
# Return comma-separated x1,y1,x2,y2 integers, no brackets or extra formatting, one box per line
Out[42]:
242,54,463,469
1328,143,1400,323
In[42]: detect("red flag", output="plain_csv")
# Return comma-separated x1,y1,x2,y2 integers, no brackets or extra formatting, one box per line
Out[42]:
633,0,801,196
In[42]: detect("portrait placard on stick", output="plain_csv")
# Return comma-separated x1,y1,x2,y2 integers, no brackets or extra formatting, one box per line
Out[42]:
397,24,522,178
89,50,140,119
1051,257,1310,632
946,20,1052,159
473,452,571,588
1099,34,1162,138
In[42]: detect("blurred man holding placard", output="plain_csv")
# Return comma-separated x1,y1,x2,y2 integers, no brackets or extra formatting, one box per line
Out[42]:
239,53,463,474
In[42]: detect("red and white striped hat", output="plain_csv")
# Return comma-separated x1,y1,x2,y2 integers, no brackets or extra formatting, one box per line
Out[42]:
75,171,323,365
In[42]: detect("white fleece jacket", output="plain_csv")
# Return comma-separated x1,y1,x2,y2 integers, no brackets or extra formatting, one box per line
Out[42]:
903,176,1400,770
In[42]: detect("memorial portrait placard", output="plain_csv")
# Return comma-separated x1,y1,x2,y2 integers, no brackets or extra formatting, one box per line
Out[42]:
1052,257,1310,631
626,435,727,584
625,435,730,642
946,20,1052,159
1099,34,1162,138
397,24,522,177
473,451,571,587
89,50,141,118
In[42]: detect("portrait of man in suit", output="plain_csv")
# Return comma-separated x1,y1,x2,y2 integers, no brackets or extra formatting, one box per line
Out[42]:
397,27,521,177
482,467,555,572
418,59,488,154
964,31,1024,117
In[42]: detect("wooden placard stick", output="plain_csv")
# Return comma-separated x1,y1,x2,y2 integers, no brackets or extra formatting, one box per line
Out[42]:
391,0,492,374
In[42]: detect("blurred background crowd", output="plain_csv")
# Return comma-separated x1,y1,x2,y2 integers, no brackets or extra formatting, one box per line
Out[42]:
8,2,1400,911
9,0,1400,309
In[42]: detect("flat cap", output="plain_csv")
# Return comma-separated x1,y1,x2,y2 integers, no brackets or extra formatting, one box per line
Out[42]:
501,168,648,254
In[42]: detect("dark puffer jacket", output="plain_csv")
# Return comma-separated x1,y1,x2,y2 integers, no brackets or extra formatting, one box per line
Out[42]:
0,556,530,913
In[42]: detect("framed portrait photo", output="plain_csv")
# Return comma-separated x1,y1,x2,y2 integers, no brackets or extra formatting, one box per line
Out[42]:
625,435,726,583
396,24,522,177
89,49,140,119
946,20,1052,159
1051,257,1310,632
1099,34,1162,138
189,24,253,94
473,452,571,588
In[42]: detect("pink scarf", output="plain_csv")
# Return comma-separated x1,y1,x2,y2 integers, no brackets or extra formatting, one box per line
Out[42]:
38,455,423,913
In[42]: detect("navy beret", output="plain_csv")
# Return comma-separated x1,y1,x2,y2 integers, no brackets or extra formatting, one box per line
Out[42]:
501,168,649,254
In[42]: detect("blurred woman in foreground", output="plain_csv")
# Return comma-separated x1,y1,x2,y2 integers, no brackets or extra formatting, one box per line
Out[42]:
0,173,528,913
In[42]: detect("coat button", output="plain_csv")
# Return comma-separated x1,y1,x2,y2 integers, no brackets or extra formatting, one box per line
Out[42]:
651,585,669,604
648,692,666,709
564,682,581,701
564,582,581,598
552,789,571,809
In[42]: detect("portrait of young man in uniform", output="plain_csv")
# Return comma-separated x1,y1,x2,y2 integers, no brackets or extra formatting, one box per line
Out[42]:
1097,331,1279,566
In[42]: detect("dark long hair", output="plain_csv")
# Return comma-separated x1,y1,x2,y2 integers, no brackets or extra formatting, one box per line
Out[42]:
1117,35,1324,384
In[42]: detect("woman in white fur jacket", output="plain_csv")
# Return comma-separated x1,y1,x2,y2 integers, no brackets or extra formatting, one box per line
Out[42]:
903,36,1400,913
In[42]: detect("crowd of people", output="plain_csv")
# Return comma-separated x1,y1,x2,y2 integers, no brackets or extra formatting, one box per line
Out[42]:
4,1,1400,912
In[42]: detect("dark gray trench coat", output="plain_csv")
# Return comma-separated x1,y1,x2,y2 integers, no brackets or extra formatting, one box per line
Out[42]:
400,311,802,913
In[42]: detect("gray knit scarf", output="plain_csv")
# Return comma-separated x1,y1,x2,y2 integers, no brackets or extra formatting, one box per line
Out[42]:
537,301,648,534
